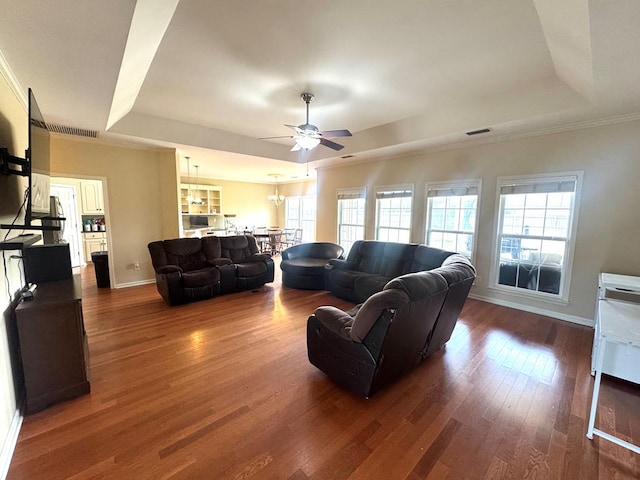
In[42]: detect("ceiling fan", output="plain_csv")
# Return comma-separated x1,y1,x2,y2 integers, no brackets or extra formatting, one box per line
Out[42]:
260,93,352,151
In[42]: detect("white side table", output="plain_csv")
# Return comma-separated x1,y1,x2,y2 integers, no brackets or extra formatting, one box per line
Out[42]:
587,295,640,453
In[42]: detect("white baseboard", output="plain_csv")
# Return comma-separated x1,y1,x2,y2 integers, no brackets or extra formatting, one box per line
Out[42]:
468,293,594,327
0,409,22,480
114,279,156,289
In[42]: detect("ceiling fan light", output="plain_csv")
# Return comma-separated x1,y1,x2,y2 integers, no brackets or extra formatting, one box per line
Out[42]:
295,136,320,150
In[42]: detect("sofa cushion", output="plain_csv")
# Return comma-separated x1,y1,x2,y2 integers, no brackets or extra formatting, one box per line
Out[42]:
181,267,219,288
219,235,259,262
411,245,454,271
236,262,267,278
201,236,222,260
330,269,362,289
163,238,208,271
354,274,391,301
384,270,448,301
379,243,418,277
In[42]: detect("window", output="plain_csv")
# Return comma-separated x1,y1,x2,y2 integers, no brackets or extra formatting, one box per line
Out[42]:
285,195,316,241
493,173,581,300
425,181,480,260
375,186,412,242
337,189,366,256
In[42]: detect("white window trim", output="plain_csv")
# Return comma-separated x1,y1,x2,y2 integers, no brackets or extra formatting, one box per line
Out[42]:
337,187,366,253
424,179,482,264
488,171,583,303
374,183,414,241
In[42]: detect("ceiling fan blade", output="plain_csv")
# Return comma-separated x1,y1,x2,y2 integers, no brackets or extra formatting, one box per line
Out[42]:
290,143,301,152
320,137,345,151
284,124,303,134
259,135,293,140
320,129,352,138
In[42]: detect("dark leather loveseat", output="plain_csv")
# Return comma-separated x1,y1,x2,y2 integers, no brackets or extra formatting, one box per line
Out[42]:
307,254,476,397
148,235,274,305
324,240,457,303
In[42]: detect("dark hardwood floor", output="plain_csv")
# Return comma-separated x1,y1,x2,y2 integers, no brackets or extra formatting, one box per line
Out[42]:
7,263,640,479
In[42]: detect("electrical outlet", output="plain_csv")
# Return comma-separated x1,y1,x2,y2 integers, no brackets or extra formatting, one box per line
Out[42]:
134,261,140,271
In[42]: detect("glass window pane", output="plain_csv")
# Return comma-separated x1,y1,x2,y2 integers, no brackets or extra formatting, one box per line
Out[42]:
502,208,524,234
504,194,525,208
496,176,578,297
426,187,478,259
446,196,461,208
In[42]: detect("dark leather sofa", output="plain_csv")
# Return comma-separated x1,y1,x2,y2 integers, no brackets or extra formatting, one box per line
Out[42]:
280,242,344,290
307,254,476,397
498,261,561,294
148,235,274,305
324,240,456,303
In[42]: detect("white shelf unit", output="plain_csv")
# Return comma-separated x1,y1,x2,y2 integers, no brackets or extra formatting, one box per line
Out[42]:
180,184,222,215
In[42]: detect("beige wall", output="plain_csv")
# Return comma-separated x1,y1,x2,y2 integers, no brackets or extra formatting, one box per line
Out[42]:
0,75,27,471
51,138,180,286
316,121,640,322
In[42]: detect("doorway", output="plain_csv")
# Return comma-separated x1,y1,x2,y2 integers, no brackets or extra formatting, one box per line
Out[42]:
50,183,82,267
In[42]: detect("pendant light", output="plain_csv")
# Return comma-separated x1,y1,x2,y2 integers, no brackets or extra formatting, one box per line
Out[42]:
192,165,204,205
186,156,194,203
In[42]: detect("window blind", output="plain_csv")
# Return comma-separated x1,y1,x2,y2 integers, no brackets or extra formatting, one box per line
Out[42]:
427,185,479,197
500,178,576,195
337,190,365,200
376,189,412,199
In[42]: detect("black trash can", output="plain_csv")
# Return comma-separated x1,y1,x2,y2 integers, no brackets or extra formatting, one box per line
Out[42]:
91,251,110,288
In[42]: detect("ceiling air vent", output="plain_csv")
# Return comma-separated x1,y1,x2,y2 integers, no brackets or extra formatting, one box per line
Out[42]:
466,128,491,136
48,123,98,138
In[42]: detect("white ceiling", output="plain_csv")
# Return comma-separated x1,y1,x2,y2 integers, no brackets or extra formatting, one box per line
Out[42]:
0,0,639,184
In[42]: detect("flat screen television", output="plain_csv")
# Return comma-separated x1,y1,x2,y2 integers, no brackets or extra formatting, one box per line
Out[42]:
27,87,51,223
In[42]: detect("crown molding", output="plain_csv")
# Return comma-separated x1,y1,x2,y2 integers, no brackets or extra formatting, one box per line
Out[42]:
0,48,27,110
318,111,640,172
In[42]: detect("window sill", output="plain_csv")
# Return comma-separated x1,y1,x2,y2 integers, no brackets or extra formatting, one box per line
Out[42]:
486,284,570,306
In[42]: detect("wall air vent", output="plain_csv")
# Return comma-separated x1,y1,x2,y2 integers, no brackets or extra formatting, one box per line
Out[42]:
466,128,491,136
341,154,354,159
47,123,98,138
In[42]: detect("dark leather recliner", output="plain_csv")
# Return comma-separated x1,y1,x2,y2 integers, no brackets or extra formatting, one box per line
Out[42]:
280,242,344,290
217,235,275,292
148,235,274,305
147,238,222,306
307,254,476,397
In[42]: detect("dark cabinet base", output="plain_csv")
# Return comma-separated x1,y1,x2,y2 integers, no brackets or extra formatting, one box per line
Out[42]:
15,274,90,414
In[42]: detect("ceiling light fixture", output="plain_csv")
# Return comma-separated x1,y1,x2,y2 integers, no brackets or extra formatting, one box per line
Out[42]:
294,136,320,150
267,174,285,207
192,164,204,205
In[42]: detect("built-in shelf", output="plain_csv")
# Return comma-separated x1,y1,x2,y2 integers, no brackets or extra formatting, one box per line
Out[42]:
0,233,42,251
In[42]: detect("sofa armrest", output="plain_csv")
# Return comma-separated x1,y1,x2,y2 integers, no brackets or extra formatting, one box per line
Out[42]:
313,306,354,341
326,258,356,270
351,289,410,342
156,265,182,274
155,270,185,305
207,257,233,266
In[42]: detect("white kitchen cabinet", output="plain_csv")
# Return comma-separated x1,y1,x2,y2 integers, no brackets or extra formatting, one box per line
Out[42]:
80,180,104,214
83,232,107,262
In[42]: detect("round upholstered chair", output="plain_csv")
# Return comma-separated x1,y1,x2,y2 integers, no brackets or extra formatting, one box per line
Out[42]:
280,242,344,290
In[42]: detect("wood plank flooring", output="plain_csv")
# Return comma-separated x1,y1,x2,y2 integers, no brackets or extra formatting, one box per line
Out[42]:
7,263,640,479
